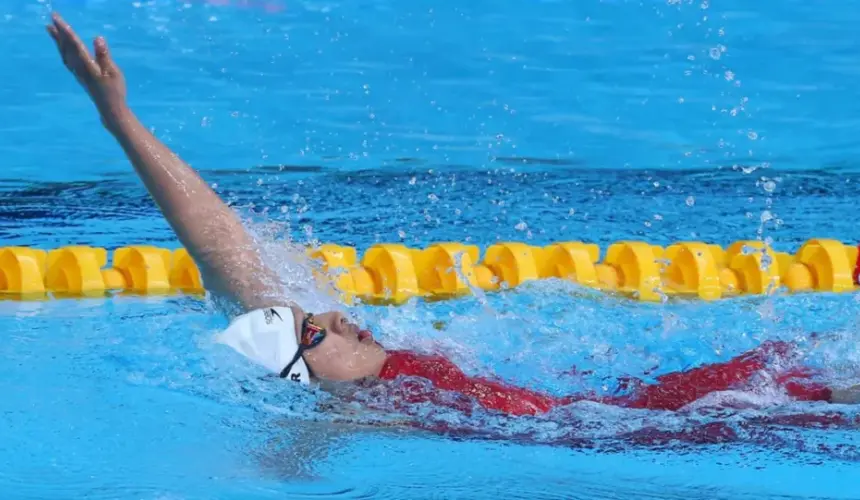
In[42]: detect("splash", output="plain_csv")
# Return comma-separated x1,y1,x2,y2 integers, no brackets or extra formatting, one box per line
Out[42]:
197,0,286,13
222,223,860,458
216,172,860,459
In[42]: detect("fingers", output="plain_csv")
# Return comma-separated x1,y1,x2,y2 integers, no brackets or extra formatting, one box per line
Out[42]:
46,24,62,53
49,12,99,75
46,24,59,43
93,36,119,76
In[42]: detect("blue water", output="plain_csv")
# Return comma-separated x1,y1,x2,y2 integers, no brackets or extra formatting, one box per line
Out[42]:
3,0,860,498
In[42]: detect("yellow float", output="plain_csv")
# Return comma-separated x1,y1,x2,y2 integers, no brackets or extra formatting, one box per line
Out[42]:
1,238,857,302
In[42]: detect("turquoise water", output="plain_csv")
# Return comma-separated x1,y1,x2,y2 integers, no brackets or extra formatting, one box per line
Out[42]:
3,0,860,498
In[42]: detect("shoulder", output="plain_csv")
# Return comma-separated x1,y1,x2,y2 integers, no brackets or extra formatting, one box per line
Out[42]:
378,349,462,381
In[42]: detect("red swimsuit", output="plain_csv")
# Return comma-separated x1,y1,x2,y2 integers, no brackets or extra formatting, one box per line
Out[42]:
377,340,832,416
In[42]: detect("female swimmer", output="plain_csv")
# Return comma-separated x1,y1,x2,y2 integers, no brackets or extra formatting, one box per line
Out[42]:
45,13,860,420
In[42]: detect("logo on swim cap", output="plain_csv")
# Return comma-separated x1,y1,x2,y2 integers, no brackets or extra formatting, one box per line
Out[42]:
216,306,311,384
264,307,282,324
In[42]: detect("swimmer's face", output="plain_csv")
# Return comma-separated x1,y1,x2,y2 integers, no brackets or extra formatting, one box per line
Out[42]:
289,306,387,382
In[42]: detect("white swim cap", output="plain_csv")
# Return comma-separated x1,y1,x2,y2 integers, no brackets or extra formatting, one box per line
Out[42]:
215,306,311,384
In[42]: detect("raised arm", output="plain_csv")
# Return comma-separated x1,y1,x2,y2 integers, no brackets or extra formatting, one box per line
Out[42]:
46,13,285,313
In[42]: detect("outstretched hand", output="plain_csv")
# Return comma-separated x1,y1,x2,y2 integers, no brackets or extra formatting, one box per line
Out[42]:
46,12,128,128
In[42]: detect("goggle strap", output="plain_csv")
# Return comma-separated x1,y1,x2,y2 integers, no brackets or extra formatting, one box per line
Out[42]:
279,348,305,379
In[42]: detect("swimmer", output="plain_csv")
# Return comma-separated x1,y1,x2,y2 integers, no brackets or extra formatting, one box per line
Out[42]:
46,13,860,420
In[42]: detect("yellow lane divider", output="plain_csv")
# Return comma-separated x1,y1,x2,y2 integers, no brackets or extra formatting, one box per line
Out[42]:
1,239,858,303
0,246,201,299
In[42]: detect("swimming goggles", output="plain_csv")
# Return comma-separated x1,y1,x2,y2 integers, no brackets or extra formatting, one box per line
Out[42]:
278,313,326,379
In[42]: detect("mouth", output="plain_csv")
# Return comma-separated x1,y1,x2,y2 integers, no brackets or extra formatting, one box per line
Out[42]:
357,329,374,343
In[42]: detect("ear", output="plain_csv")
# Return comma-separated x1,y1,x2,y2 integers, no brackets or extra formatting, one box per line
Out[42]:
289,304,305,343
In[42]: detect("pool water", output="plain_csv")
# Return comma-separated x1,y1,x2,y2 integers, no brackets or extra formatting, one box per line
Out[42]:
3,0,860,498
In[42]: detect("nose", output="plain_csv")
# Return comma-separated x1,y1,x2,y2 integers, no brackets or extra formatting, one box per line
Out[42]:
332,312,358,335
344,319,360,336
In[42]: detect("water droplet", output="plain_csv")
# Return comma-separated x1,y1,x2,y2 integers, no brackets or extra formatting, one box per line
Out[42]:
427,193,439,202
685,196,695,207
398,230,406,239
515,221,528,231
408,177,417,185
748,130,758,140
709,47,721,59
762,180,776,193
761,251,773,271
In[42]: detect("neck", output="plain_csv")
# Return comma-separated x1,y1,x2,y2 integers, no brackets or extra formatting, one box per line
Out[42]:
373,348,391,377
